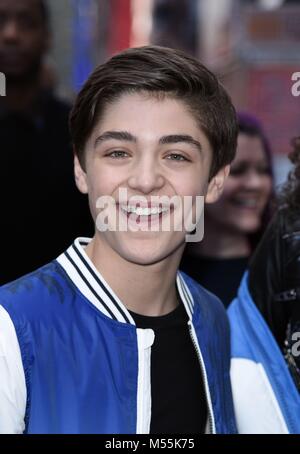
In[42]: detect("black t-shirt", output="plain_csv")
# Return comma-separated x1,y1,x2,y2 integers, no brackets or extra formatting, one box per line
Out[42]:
130,303,207,434
180,254,249,307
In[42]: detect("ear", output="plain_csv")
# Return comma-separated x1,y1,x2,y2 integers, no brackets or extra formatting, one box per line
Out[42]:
205,165,230,204
74,154,88,194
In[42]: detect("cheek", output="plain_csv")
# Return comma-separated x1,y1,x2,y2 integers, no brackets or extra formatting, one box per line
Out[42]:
215,179,240,204
174,168,208,197
88,166,121,195
25,36,47,59
261,177,273,197
24,34,40,50
179,182,203,197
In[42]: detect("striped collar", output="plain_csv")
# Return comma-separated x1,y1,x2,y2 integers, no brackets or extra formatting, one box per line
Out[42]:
56,238,195,325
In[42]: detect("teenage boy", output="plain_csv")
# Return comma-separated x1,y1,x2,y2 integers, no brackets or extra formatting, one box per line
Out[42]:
0,46,238,434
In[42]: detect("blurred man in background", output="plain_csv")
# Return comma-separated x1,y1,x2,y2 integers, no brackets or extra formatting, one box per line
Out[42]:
0,0,92,284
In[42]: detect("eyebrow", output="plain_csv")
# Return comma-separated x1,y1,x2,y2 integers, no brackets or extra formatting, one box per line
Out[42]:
94,131,202,153
159,135,202,153
94,131,136,148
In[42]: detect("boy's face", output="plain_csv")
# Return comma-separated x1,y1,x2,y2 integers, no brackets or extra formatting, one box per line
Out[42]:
75,92,228,266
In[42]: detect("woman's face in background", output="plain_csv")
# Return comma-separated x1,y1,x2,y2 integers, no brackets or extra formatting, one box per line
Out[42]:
205,133,273,234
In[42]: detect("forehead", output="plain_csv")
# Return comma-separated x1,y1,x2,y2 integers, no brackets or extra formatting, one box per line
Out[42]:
0,0,42,17
236,133,266,162
93,92,209,141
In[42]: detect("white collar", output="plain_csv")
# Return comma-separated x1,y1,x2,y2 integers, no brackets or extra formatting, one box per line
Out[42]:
56,238,194,325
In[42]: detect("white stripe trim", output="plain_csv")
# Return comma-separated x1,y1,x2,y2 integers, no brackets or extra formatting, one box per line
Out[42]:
176,273,194,320
179,274,194,312
58,239,195,325
57,238,135,324
68,245,130,322
73,239,136,324
56,253,113,319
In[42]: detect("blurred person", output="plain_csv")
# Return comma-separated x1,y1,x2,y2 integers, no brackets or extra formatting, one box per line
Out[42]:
0,0,92,284
0,45,238,434
151,0,198,55
229,137,300,433
39,58,58,92
181,113,274,306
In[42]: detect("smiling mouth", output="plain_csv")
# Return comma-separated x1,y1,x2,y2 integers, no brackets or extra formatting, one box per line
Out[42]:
230,198,261,209
120,204,170,216
117,203,174,226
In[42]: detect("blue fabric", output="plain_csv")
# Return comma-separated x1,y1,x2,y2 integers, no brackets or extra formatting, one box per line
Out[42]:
228,272,300,434
0,263,236,434
182,273,237,434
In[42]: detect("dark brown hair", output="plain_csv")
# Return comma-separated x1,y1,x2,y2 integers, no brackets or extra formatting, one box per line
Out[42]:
69,45,238,177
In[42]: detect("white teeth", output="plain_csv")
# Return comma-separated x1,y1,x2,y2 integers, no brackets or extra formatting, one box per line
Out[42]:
120,205,169,216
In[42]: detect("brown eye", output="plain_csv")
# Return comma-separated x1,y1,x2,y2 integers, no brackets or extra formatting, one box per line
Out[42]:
107,150,129,158
166,154,189,161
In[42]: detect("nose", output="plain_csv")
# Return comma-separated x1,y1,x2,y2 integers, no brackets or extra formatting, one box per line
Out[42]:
127,155,165,194
243,169,267,191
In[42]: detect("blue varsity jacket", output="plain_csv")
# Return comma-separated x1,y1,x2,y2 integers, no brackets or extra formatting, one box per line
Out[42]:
0,238,237,434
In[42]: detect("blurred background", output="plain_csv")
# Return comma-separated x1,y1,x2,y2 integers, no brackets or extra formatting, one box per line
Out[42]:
46,0,300,187
0,0,299,285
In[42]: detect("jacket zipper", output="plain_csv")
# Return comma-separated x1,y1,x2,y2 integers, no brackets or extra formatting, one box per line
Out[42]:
188,321,216,434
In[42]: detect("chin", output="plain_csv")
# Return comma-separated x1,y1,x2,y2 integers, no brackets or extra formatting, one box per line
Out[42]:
116,235,183,267
237,219,261,234
120,248,168,266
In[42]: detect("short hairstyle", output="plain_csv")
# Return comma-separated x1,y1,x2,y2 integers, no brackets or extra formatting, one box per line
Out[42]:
70,45,238,178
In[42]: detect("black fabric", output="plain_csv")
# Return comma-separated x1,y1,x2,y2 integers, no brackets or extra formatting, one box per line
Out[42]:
248,207,300,391
130,303,207,434
180,255,248,308
0,92,93,285
248,208,300,360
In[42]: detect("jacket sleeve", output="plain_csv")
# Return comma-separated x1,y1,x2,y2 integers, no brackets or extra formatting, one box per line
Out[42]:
0,305,26,434
248,210,288,347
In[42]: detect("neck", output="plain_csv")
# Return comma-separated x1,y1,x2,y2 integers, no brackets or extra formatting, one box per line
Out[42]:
4,76,41,112
188,218,251,259
85,235,184,317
